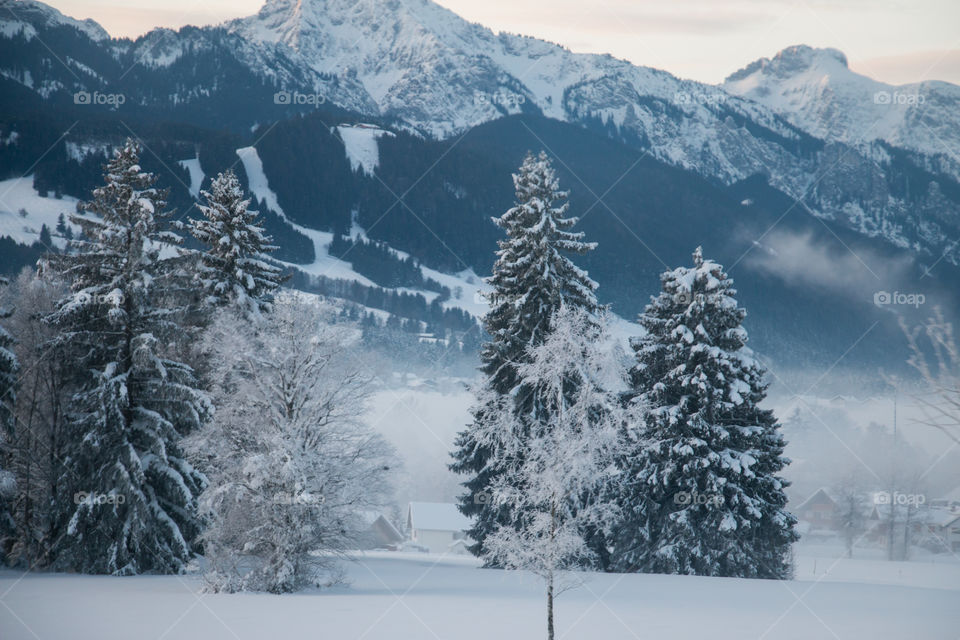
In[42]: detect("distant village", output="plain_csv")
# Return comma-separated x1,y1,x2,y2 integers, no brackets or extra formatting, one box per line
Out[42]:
793,486,960,558
362,492,960,559
361,502,473,555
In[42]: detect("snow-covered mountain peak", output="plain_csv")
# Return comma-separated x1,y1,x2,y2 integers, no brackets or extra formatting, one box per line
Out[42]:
723,44,960,164
253,0,482,39
229,0,599,133
228,0,761,141
0,0,109,41
726,45,848,84
236,0,480,64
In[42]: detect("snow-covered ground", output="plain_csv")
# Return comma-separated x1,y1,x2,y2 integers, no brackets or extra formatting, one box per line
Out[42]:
1,546,956,639
0,176,81,248
794,543,960,591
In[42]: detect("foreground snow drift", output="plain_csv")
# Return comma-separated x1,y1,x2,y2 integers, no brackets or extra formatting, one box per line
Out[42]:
1,549,956,639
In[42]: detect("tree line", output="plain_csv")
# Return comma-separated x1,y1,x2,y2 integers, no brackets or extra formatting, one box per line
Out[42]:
0,142,801,617
0,140,395,591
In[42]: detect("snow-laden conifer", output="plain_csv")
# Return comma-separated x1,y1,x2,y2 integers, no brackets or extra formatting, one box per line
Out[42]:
613,247,797,578
452,152,600,558
45,140,210,575
188,169,283,317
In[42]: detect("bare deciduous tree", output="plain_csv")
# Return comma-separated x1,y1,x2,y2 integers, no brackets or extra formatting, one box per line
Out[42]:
1,268,70,567
480,308,626,640
189,297,396,593
902,309,960,445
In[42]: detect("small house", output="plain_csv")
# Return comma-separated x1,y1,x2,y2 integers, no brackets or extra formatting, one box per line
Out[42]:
919,509,960,552
794,487,838,532
406,502,473,554
357,512,405,550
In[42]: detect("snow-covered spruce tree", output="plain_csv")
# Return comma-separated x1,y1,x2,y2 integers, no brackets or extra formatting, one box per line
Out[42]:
451,151,600,560
483,307,624,640
0,277,17,560
187,169,284,317
612,247,797,578
44,140,211,575
190,298,395,593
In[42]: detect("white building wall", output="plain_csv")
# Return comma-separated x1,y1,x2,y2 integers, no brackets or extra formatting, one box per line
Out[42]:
414,529,458,553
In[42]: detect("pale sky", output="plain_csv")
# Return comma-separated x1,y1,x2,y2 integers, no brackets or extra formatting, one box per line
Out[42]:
43,0,960,85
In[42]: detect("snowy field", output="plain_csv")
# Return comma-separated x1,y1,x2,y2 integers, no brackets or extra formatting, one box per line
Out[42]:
2,545,956,640
0,176,81,248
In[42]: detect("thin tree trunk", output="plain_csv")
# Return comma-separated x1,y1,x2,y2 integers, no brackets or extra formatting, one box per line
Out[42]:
547,572,554,640
887,500,896,560
903,503,913,560
547,498,556,640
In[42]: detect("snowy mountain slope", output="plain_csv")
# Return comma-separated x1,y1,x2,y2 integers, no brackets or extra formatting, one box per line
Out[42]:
234,143,491,319
3,0,806,185
0,177,82,248
227,0,537,135
723,45,960,177
0,0,378,132
121,24,379,117
235,144,378,286
226,0,807,178
221,0,960,263
0,0,107,42
3,0,960,267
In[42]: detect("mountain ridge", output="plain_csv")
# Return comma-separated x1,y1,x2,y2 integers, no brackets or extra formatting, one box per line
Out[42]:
0,0,108,41
1,0,960,363
723,44,960,174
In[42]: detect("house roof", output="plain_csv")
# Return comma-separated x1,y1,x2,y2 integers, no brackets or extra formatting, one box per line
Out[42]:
795,487,837,512
925,508,960,528
943,484,960,503
364,511,404,541
408,502,472,532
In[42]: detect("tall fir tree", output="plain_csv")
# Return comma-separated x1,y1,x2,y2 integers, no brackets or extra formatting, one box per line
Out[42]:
451,151,600,559
0,277,17,558
188,169,284,317
613,247,797,578
45,139,211,575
